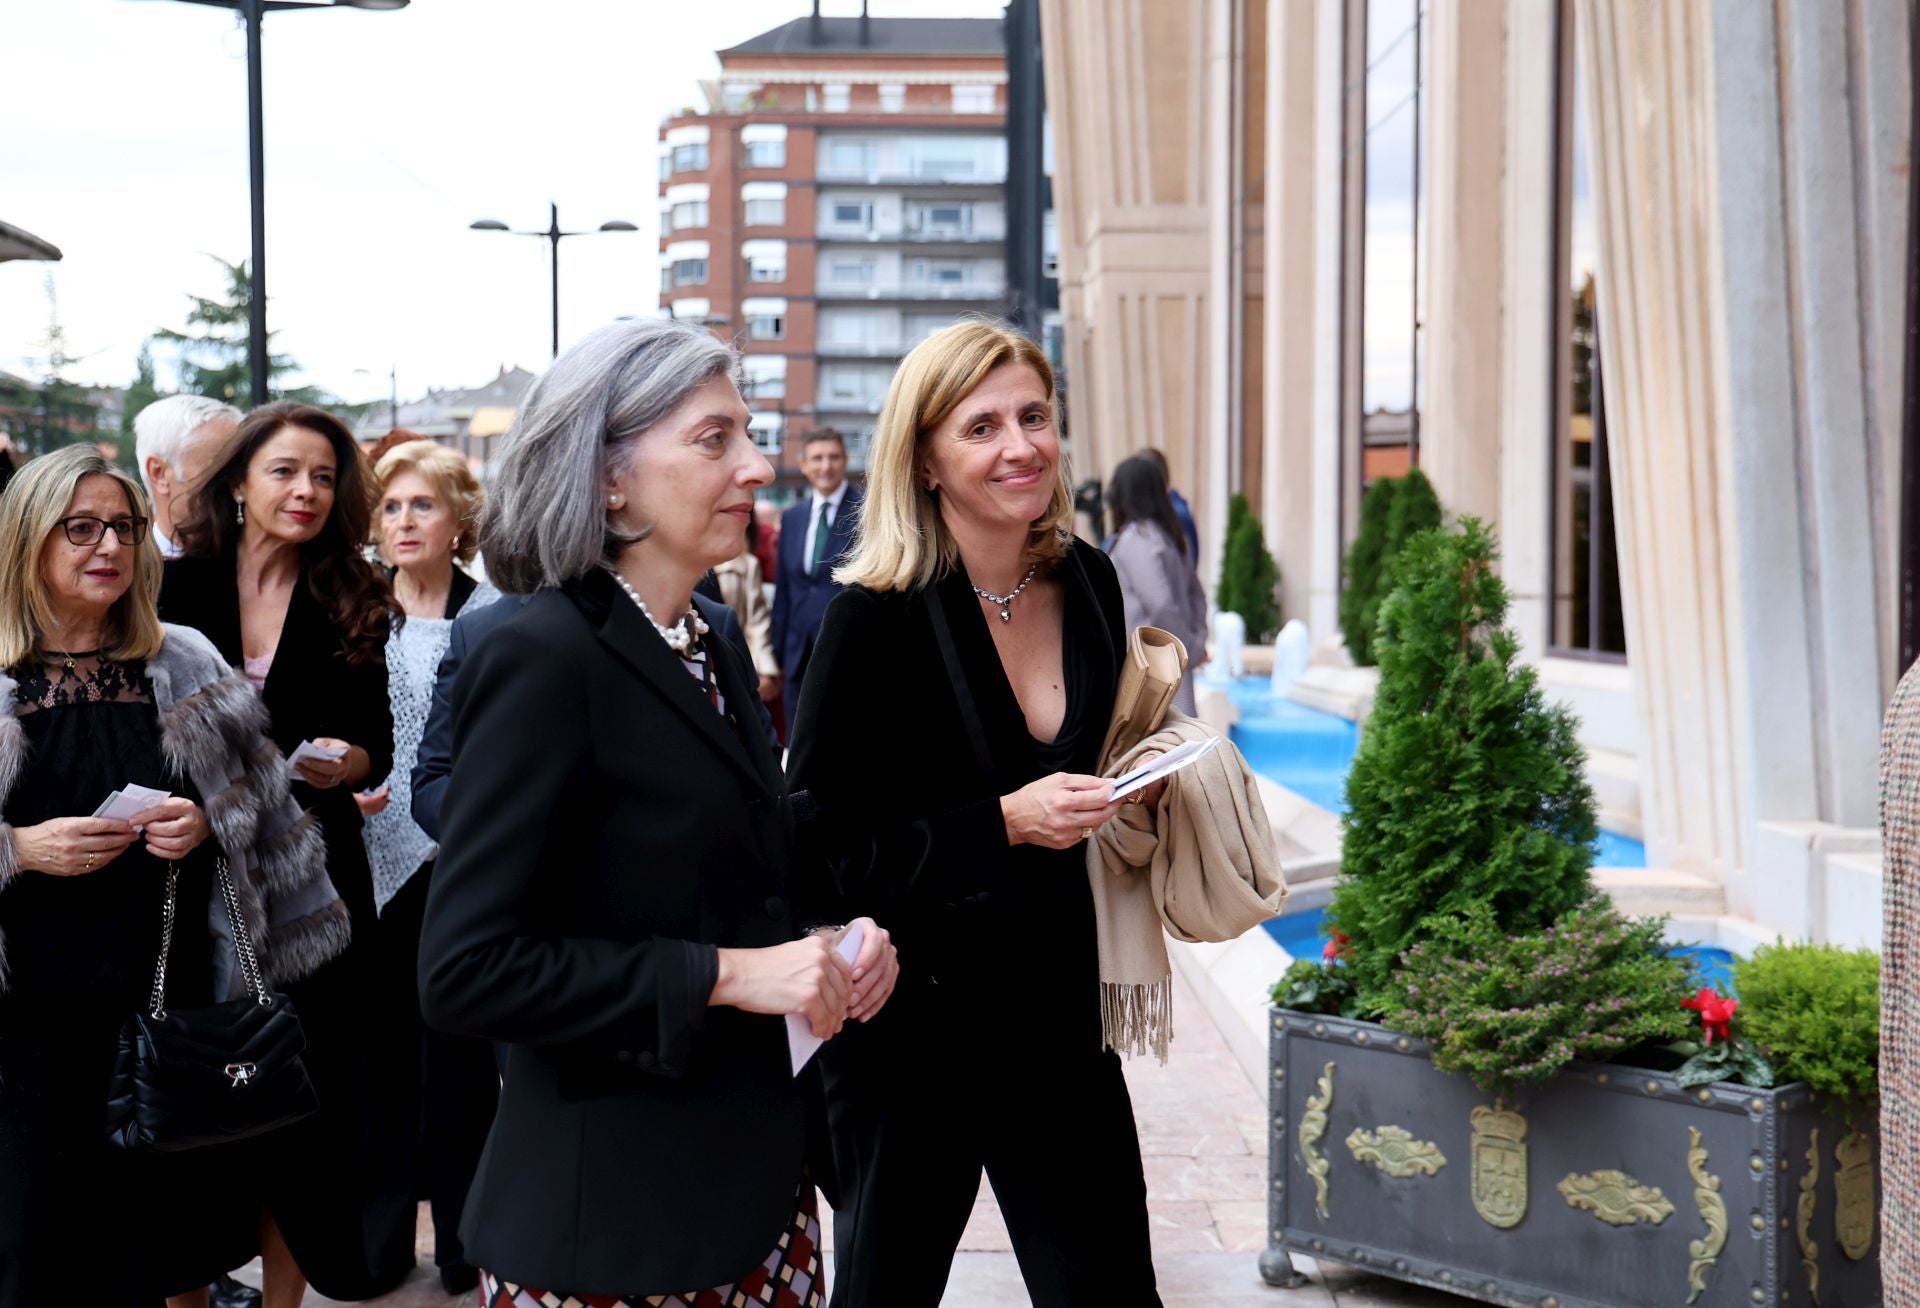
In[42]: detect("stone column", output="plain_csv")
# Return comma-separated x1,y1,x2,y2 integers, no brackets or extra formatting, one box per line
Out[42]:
1574,0,1907,912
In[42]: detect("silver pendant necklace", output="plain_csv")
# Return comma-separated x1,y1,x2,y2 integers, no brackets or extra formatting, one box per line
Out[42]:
971,563,1039,623
605,568,710,653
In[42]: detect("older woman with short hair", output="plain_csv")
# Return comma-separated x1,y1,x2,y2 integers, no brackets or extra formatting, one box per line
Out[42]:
789,321,1162,1306
0,445,343,1308
360,437,499,1294
419,318,897,1305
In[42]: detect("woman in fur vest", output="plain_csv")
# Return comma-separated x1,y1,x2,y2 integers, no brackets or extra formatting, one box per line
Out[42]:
0,445,346,1307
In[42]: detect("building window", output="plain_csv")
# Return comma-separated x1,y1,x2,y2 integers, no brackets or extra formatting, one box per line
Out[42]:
671,142,708,172
832,201,874,229
823,83,851,113
747,313,785,341
952,84,994,114
910,141,978,179
1552,11,1625,656
912,202,973,235
744,138,786,168
829,258,877,286
742,356,787,401
658,154,671,183
721,83,759,112
671,258,708,287
880,84,906,113
746,249,787,282
744,197,785,226
749,413,784,455
826,139,875,174
1042,211,1060,277
1356,0,1427,487
670,201,708,231
911,258,968,285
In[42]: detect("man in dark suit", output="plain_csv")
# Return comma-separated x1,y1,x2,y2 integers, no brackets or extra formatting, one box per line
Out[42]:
770,428,863,732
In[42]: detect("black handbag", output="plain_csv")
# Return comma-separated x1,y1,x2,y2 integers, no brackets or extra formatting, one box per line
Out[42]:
105,855,320,1152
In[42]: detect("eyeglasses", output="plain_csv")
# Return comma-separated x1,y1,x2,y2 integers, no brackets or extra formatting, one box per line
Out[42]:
55,515,149,547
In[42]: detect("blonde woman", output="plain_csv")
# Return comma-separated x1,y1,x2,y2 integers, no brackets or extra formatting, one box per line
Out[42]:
787,322,1161,1306
360,439,500,1293
0,446,343,1307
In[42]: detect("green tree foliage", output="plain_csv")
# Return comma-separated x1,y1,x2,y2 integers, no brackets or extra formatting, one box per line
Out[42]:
1380,906,1691,1101
1216,493,1281,641
154,256,322,404
121,341,163,446
1339,469,1443,665
1327,517,1599,1007
1734,942,1880,1112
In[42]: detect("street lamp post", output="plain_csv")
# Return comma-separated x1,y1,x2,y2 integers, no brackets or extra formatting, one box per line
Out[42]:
470,204,638,358
154,0,409,406
353,363,398,430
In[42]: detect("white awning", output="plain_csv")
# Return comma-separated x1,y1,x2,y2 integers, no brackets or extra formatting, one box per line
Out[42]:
741,297,788,316
740,181,788,201
749,412,785,433
742,355,788,380
740,123,789,144
664,182,710,204
665,240,710,260
740,239,787,259
670,298,712,320
664,124,710,146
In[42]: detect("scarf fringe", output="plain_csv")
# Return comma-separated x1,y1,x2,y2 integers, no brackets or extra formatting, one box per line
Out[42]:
1100,975,1174,1065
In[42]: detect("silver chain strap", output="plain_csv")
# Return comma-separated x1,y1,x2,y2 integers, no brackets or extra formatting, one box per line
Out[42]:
147,855,271,1020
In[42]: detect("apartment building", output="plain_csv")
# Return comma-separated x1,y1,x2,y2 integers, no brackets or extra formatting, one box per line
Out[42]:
657,11,1008,495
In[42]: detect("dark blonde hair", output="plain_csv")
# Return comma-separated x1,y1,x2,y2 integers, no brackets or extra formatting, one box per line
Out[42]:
836,321,1072,593
375,440,485,565
0,445,166,668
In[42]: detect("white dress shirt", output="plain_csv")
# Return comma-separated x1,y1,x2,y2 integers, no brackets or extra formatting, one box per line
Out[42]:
803,481,849,575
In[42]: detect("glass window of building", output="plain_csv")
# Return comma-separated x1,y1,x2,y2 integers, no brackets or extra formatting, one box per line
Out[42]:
743,182,787,227
671,142,708,172
743,298,788,341
824,83,851,113
828,257,877,285
911,140,979,179
952,84,994,114
826,138,876,175
1553,10,1625,656
1356,0,1427,486
671,258,707,287
912,202,973,235
880,84,906,113
744,239,787,283
742,355,787,402
748,412,784,455
832,201,875,230
670,201,708,230
742,124,787,169
912,258,968,285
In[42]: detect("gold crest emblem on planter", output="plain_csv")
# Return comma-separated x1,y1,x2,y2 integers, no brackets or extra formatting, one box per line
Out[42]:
1470,1104,1529,1229
1298,1062,1335,1220
1798,1130,1821,1306
1685,1126,1727,1306
1833,1131,1876,1261
1557,1169,1675,1227
1346,1125,1447,1178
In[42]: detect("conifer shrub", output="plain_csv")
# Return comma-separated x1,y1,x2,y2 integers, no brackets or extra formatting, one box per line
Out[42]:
1216,493,1281,642
1733,942,1881,1110
1327,517,1599,1008
1339,469,1443,665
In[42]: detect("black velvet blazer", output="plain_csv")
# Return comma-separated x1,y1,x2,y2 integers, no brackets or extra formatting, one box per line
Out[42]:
787,537,1124,1049
417,570,806,1295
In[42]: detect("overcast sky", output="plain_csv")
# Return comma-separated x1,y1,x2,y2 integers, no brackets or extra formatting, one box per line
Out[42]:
1,0,1008,406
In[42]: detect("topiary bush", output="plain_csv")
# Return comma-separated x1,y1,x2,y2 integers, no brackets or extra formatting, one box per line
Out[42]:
1379,906,1692,1101
1327,517,1599,1008
1733,942,1881,1111
1217,492,1281,642
1339,469,1443,665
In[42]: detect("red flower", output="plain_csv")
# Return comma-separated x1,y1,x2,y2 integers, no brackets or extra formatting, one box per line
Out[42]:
1323,930,1351,963
1682,987,1739,1045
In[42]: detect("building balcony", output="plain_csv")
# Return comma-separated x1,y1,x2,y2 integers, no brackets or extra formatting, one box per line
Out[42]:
815,282,1006,302
815,226,1007,244
813,169,1007,187
816,340,909,358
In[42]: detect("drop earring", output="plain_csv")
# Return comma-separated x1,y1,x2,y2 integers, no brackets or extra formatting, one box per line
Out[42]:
234,498,245,525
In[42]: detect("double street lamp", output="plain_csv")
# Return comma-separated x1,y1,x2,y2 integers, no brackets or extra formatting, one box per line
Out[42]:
155,0,409,406
469,204,638,358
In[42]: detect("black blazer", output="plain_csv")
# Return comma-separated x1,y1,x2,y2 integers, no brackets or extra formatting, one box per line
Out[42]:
417,569,805,1295
788,538,1124,1045
159,554,394,873
770,485,863,684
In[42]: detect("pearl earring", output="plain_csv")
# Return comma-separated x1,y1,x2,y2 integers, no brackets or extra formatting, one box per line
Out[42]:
234,498,245,525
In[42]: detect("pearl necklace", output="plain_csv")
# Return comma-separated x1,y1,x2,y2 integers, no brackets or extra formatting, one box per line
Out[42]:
971,563,1039,623
606,569,709,653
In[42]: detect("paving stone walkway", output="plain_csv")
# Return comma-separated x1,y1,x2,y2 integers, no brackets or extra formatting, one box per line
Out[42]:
245,971,1466,1307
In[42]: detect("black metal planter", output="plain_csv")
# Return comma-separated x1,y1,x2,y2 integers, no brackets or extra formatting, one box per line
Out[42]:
1260,1010,1883,1307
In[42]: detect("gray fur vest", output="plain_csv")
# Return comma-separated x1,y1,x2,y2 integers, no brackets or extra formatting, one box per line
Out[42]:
0,622,348,995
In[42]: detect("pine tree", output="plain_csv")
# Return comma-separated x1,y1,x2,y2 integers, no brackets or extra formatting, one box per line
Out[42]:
1327,517,1599,1008
1338,469,1443,666
1216,493,1281,641
121,341,163,445
154,256,320,403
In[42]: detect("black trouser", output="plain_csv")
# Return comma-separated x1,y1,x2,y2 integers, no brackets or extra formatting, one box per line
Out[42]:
376,862,499,1271
817,986,1162,1307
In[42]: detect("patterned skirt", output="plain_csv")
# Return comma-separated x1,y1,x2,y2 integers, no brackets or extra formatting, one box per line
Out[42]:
478,1186,823,1308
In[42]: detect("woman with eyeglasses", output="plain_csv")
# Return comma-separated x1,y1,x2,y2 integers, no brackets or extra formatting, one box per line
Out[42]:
0,446,346,1307
160,402,408,1306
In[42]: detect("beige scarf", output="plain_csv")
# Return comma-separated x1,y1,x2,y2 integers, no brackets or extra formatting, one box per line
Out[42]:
1088,629,1289,1061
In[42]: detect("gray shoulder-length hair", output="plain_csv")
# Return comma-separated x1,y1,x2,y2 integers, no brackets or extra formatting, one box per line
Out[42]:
482,318,740,593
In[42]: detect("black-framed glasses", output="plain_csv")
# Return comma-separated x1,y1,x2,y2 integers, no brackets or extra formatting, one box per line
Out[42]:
56,515,149,547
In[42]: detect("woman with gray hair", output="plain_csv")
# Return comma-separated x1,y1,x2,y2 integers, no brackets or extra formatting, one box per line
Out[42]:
419,318,898,1305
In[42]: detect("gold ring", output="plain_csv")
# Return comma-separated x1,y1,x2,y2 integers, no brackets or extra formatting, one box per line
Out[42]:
1081,827,1094,841
84,852,95,870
